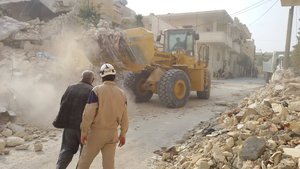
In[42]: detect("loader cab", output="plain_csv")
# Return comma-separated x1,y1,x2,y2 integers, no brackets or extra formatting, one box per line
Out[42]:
162,29,199,56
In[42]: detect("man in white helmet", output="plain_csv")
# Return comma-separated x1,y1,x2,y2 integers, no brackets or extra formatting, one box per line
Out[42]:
77,63,128,169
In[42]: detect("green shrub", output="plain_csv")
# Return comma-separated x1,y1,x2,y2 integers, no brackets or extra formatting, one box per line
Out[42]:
78,6,101,26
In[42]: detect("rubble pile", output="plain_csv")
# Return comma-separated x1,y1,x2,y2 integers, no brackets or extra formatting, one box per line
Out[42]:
154,72,300,169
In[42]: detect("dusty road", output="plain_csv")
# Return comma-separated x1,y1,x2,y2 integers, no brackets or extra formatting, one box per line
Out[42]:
0,78,265,169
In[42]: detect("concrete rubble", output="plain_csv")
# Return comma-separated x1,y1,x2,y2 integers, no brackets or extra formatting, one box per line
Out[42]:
154,71,300,169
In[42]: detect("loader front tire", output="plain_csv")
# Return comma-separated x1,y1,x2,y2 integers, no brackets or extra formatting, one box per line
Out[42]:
158,69,190,108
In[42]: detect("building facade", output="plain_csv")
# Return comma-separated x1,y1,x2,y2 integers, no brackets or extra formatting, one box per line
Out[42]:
143,10,256,78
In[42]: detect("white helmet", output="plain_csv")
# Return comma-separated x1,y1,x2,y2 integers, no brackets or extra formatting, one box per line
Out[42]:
100,63,116,77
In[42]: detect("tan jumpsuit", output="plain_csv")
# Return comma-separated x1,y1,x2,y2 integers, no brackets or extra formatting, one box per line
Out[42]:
77,81,128,169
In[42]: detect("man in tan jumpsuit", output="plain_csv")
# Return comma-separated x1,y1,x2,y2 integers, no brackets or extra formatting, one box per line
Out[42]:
77,63,128,169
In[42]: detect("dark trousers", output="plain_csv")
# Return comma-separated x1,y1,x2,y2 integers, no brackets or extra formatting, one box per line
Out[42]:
56,128,82,169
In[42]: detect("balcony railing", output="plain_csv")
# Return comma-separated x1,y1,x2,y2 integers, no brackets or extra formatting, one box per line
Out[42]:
198,31,243,54
198,31,232,47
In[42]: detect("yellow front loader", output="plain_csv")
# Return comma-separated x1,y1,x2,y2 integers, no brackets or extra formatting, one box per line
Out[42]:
92,27,211,108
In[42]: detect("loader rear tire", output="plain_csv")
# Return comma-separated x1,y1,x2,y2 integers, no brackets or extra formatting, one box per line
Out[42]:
124,71,153,103
197,71,211,99
158,69,190,108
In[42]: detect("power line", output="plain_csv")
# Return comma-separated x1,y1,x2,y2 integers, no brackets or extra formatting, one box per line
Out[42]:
249,0,279,26
230,0,269,16
192,0,275,29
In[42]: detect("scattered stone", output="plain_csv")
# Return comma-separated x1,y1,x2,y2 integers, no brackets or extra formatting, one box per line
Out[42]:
6,136,25,147
15,144,29,150
48,133,56,137
1,128,13,137
41,138,48,142
34,142,43,152
215,101,228,106
0,139,5,153
23,134,34,142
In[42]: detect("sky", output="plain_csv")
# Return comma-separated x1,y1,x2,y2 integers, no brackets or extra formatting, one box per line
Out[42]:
127,0,300,53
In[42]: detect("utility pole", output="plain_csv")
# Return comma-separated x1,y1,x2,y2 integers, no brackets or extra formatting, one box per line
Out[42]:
284,6,294,69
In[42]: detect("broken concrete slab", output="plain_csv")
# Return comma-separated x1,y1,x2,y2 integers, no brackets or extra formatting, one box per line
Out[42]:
0,16,29,41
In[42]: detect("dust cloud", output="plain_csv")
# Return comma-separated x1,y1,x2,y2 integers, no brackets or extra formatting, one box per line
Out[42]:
0,28,98,127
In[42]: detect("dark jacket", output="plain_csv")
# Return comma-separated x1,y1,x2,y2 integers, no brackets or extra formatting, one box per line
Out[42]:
53,82,93,130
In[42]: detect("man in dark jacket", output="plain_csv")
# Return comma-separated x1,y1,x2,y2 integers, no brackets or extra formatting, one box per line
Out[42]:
53,70,94,169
